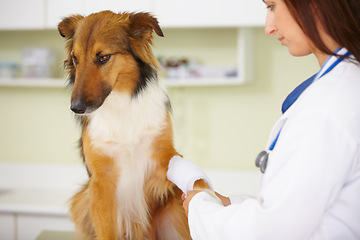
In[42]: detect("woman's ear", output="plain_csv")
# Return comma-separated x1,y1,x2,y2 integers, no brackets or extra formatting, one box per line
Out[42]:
58,14,84,39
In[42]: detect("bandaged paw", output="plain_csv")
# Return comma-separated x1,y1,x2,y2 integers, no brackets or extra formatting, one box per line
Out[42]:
167,155,213,195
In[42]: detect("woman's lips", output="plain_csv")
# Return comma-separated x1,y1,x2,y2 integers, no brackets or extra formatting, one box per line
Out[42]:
278,37,285,45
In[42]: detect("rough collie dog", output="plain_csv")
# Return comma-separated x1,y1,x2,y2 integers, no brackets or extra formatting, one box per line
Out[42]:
58,11,210,239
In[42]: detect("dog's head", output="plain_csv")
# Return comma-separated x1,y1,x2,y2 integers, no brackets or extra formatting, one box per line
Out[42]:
58,11,163,114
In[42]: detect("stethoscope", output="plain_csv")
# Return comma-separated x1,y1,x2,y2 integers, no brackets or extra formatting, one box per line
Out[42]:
256,48,351,173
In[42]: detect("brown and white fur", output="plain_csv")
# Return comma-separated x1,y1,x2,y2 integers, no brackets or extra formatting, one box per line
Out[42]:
58,11,210,239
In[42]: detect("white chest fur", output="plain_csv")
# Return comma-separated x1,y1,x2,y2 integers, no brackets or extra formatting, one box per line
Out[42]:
86,82,169,234
87,82,168,153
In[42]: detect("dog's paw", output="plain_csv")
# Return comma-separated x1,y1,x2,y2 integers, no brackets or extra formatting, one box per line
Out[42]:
201,189,223,205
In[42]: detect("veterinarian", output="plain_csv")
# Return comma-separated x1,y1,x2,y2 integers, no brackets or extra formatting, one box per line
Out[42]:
167,0,360,239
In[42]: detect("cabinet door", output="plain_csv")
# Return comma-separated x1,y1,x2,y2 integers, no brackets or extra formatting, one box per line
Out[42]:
17,214,74,240
0,213,15,240
0,0,45,30
47,0,153,28
153,0,266,27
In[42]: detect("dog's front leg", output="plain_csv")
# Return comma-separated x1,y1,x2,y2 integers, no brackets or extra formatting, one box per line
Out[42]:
90,172,118,240
83,134,119,240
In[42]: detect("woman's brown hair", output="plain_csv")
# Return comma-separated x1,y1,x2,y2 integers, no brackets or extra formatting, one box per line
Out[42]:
283,0,360,63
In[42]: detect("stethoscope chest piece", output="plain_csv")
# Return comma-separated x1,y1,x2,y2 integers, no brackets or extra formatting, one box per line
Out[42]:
256,150,268,173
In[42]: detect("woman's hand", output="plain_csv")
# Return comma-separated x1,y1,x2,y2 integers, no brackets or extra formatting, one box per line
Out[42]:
182,190,201,217
215,192,231,206
182,191,231,217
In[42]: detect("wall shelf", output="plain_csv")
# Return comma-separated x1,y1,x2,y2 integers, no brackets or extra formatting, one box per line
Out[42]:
0,28,254,89
0,78,67,88
0,76,247,89
161,77,243,87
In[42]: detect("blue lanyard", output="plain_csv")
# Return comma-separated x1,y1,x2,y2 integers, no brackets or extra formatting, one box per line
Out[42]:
317,50,351,79
270,48,350,151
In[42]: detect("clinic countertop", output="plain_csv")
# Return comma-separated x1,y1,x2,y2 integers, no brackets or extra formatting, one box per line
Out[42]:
0,163,87,216
0,163,259,216
0,163,258,240
0,187,72,215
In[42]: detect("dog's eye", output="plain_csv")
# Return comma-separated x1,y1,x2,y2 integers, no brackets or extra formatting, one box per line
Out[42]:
72,56,78,66
98,55,111,64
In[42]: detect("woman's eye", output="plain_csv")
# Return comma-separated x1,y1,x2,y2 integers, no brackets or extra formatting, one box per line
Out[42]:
266,4,274,11
98,55,111,64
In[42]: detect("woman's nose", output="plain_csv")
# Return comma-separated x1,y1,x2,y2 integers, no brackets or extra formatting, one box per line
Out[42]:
265,13,277,36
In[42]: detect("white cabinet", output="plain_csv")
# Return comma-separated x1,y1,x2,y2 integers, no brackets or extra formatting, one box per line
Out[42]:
0,163,84,240
0,213,15,240
46,0,153,28
17,214,74,240
0,212,74,240
0,0,45,30
0,0,265,29
154,0,266,27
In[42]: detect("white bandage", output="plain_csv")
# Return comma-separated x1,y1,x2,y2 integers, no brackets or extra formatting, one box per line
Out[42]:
167,155,213,195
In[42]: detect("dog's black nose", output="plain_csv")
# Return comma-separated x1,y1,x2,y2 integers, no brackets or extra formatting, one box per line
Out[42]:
71,100,87,114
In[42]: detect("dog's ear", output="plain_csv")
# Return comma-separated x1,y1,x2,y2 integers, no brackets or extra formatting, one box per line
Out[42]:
128,12,164,41
58,14,84,38
127,12,163,69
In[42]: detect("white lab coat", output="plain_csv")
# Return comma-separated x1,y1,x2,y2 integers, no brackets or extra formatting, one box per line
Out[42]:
188,50,360,240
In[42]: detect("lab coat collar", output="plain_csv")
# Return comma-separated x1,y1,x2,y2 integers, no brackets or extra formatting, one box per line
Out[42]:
315,47,350,82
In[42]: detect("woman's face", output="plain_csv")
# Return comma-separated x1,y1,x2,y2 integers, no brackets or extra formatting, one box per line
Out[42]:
263,0,315,57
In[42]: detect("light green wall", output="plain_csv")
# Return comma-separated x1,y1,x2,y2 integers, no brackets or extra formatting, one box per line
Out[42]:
0,28,318,169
